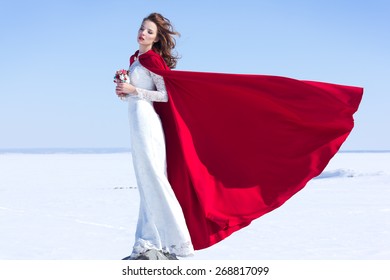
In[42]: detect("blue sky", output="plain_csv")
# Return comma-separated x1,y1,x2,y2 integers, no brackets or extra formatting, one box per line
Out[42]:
0,0,389,150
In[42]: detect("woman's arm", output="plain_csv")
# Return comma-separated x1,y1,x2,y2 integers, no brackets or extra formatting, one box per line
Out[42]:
135,72,168,102
115,72,168,102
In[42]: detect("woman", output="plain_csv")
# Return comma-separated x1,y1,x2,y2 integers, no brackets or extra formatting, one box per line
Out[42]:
115,13,194,260
116,13,363,259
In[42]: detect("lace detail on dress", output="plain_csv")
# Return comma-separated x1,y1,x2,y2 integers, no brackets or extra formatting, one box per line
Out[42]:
163,240,194,257
136,71,168,102
128,60,168,102
131,239,194,258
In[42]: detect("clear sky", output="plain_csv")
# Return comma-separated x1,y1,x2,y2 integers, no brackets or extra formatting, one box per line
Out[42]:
0,0,389,150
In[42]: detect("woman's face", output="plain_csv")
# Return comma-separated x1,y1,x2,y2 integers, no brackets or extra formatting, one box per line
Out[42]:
137,20,158,49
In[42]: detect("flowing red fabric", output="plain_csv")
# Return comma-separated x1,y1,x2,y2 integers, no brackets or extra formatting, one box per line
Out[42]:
131,50,363,250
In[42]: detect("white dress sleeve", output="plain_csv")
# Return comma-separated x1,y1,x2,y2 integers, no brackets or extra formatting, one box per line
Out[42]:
135,72,168,102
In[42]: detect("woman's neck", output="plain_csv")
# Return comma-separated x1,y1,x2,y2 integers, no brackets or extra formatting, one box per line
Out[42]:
138,46,152,55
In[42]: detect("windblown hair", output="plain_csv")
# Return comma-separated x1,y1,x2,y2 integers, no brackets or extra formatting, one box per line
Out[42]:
143,13,180,69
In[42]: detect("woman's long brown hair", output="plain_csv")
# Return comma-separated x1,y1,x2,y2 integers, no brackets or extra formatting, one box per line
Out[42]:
143,13,180,69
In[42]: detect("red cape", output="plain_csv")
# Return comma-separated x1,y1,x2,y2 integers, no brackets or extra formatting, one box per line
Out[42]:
131,50,363,250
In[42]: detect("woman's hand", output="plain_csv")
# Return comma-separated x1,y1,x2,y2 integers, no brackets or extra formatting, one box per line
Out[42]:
115,82,137,98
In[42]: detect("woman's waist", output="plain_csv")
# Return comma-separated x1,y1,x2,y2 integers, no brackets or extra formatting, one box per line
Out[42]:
128,97,156,113
128,96,153,106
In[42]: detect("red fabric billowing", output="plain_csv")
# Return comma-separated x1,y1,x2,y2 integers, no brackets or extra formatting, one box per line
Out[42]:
131,50,363,250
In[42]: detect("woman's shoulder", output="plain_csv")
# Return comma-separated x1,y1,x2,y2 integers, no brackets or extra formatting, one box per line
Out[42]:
141,50,170,71
129,50,139,65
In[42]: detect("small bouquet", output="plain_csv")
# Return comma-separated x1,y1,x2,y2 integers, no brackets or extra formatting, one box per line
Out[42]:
113,69,129,83
114,69,129,100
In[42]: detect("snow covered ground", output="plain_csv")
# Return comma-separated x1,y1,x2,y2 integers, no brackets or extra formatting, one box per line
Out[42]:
0,151,389,260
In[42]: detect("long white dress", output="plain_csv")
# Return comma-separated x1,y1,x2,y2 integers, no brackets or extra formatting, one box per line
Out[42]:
127,57,194,258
